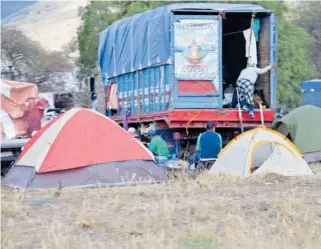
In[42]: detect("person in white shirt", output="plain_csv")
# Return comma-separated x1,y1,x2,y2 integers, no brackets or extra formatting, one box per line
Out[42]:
236,63,276,118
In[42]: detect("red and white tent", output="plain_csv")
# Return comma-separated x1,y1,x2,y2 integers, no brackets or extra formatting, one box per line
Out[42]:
4,108,168,188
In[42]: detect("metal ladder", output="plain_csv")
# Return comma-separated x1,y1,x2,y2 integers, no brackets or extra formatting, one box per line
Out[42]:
236,88,244,133
236,89,265,132
259,103,265,126
255,96,265,126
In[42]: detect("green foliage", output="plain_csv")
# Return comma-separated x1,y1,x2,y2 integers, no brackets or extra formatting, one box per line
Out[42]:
77,1,316,108
77,1,166,81
259,1,316,108
77,2,124,82
1,27,73,91
125,1,165,16
276,21,315,108
77,2,122,80
293,2,321,78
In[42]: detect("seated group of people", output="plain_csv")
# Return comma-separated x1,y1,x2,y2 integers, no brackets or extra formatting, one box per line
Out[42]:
127,121,222,170
128,127,170,158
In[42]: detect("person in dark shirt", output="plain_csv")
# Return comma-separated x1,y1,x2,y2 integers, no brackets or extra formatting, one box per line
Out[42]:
195,121,222,170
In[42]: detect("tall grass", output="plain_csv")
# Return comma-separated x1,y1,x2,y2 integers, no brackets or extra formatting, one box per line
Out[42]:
2,165,321,249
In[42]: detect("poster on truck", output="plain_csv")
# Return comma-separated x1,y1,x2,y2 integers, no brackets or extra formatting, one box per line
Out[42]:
174,19,219,82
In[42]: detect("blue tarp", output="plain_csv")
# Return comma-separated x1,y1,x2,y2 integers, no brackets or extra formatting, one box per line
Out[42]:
302,79,321,92
98,3,269,81
302,79,321,108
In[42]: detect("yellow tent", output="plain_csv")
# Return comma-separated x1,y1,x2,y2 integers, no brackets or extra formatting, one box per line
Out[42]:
210,126,313,178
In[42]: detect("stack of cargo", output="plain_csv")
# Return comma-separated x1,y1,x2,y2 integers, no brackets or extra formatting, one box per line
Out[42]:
1,80,48,140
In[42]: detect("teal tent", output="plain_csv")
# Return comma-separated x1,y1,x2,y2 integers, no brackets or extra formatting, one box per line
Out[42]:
273,105,321,163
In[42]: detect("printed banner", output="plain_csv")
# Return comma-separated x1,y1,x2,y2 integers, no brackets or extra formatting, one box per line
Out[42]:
174,19,219,81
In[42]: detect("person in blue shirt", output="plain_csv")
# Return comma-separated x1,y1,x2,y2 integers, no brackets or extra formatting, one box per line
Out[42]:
195,121,222,169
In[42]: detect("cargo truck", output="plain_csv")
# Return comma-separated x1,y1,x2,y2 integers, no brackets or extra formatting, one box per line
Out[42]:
98,3,277,152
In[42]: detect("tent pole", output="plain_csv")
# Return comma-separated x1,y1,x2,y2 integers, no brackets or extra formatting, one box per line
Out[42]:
259,103,265,126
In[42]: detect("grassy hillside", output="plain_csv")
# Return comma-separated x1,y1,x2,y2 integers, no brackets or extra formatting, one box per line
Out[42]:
4,1,87,52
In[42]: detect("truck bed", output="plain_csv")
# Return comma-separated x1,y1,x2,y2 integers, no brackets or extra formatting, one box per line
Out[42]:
111,109,274,128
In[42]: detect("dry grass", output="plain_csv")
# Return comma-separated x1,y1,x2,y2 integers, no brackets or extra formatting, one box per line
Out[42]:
2,164,321,249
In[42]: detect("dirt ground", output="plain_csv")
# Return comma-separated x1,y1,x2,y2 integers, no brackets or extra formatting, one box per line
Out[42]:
2,165,321,249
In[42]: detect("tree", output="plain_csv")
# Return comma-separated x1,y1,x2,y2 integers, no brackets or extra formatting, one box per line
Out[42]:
77,1,316,108
293,1,321,77
228,1,316,108
76,1,165,82
1,27,74,92
76,2,123,81
256,1,316,108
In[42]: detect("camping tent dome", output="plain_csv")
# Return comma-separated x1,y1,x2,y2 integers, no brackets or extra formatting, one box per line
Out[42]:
3,108,169,188
210,126,312,178
273,105,321,154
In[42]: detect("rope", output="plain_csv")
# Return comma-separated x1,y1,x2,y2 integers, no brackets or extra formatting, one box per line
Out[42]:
185,111,201,135
184,79,221,135
184,88,218,135
223,30,244,36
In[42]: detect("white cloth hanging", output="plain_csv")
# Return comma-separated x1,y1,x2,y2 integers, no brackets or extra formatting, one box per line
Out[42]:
107,83,118,110
243,28,257,66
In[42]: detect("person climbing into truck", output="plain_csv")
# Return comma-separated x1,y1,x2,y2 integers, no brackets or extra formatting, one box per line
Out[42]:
195,121,222,170
236,63,277,118
146,130,170,158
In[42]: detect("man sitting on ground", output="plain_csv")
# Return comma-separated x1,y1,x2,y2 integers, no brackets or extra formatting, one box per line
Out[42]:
195,121,222,169
146,130,170,158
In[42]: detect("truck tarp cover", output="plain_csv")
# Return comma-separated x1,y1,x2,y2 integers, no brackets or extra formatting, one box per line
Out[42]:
98,3,267,82
1,80,48,140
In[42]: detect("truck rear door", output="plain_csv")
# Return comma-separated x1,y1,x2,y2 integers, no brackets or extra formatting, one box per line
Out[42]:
269,13,277,109
171,14,222,109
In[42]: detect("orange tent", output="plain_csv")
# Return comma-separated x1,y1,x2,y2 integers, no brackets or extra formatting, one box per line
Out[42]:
4,108,168,188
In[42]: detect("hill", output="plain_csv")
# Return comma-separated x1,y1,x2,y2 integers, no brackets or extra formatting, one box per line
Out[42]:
3,1,87,52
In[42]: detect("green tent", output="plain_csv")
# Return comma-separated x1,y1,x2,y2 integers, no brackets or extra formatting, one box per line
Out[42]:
273,105,321,155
